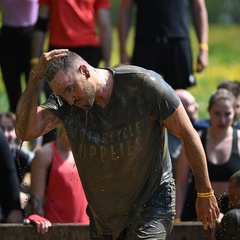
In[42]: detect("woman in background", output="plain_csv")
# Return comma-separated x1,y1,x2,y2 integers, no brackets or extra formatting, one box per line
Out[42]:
176,88,240,221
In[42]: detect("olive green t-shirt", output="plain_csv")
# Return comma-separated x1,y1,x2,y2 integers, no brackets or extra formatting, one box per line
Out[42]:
42,65,180,235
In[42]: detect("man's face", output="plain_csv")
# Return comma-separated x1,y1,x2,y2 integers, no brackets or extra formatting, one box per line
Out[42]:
49,70,95,110
228,180,240,209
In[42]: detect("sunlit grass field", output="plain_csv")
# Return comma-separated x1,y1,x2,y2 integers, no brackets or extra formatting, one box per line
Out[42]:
0,24,239,119
190,24,240,118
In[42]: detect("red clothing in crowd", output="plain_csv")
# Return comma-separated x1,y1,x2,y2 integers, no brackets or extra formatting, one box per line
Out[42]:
44,142,89,223
39,0,111,47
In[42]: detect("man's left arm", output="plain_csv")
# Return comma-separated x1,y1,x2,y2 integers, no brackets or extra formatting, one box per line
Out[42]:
96,8,112,67
191,0,209,72
163,103,219,230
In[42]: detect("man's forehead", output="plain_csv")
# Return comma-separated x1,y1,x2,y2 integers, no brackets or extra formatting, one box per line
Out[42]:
55,69,74,82
53,69,68,80
49,70,72,93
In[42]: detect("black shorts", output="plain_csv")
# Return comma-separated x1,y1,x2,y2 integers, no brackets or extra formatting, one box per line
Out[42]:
132,37,196,90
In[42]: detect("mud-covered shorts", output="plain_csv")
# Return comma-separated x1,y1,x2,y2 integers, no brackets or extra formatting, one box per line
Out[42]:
89,181,176,240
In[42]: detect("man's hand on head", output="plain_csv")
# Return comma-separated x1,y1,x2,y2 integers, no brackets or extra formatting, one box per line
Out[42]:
32,49,69,79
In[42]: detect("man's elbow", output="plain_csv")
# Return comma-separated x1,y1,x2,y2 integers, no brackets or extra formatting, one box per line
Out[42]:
15,126,34,141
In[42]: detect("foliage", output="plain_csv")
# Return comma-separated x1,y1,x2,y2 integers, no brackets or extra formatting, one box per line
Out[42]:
206,0,240,23
189,24,240,118
110,0,240,26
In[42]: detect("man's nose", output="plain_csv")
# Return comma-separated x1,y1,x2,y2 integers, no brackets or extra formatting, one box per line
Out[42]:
65,95,76,105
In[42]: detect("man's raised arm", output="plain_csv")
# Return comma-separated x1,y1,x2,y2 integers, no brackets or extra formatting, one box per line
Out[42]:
15,50,68,141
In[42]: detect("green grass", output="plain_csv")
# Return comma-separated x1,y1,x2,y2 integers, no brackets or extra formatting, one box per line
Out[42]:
189,24,240,118
0,72,8,111
0,24,239,119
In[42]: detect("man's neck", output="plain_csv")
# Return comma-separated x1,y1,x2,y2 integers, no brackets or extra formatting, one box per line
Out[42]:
95,69,114,109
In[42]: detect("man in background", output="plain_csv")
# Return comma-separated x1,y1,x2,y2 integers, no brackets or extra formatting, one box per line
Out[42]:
118,0,209,89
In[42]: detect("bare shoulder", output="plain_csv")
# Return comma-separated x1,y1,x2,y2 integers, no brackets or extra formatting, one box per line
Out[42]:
32,142,53,169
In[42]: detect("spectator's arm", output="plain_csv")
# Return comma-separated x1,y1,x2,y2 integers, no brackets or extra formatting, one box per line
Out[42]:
191,0,209,72
30,145,52,217
31,5,50,66
118,0,134,64
7,210,23,223
96,8,112,67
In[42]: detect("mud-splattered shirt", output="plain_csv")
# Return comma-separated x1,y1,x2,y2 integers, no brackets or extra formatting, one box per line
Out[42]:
41,65,180,236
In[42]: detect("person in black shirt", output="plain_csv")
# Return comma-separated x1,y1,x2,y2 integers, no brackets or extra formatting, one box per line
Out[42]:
118,0,209,89
0,128,22,223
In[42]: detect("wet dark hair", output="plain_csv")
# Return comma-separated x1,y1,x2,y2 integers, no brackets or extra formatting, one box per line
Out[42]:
229,170,240,188
45,51,82,83
216,209,240,239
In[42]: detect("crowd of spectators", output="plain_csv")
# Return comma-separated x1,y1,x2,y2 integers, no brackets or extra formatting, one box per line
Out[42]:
0,1,240,239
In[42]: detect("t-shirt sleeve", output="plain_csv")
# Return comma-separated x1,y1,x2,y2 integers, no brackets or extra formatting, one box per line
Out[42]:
40,93,64,118
143,70,180,122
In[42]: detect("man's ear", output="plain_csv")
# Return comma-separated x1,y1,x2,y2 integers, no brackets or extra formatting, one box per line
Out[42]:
80,65,90,78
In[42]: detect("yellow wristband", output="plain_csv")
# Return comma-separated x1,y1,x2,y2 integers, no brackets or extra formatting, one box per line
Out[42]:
174,218,181,223
197,190,214,198
199,43,209,51
30,57,39,65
